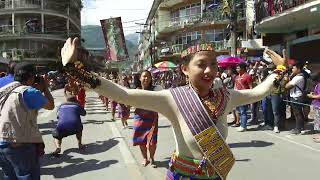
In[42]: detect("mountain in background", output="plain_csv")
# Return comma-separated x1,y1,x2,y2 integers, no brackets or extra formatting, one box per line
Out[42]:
81,25,139,57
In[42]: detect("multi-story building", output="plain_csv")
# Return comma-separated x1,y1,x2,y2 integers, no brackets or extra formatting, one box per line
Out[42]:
139,0,247,69
255,0,320,70
0,0,81,66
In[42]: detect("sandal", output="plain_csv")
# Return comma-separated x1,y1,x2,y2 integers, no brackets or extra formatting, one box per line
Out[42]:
231,123,240,127
312,135,320,139
142,159,149,167
150,160,157,168
313,138,320,143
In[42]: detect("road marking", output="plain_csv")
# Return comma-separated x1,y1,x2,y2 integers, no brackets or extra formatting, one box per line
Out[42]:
92,97,145,180
264,131,320,153
86,96,137,164
109,122,137,164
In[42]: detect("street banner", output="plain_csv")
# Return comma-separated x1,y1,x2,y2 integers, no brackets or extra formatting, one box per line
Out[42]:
100,17,129,61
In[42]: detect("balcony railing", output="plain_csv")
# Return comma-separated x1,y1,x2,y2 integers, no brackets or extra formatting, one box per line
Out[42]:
0,25,14,35
255,0,312,23
0,24,77,39
0,0,80,25
158,41,228,57
1,48,59,61
168,7,245,28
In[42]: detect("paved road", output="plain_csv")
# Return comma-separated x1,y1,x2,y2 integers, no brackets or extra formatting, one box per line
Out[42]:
1,90,320,180
38,90,144,180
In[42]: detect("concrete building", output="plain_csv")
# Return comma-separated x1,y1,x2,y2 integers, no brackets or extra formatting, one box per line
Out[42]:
255,0,320,70
0,0,81,66
138,0,249,69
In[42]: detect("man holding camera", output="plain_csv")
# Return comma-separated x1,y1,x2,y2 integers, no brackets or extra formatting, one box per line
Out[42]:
0,62,54,180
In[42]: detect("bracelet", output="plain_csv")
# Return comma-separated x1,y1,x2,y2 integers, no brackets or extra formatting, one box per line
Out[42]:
63,62,101,89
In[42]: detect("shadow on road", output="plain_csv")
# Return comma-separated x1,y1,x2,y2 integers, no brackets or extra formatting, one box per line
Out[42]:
127,125,171,130
154,157,170,168
38,120,56,129
40,139,120,178
82,119,113,125
63,139,119,155
41,158,118,178
41,129,53,136
235,158,251,162
228,140,274,148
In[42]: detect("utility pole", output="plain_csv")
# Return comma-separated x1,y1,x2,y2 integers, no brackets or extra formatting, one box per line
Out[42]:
230,0,238,56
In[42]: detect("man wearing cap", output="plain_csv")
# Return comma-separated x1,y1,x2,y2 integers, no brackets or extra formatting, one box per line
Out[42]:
0,62,54,180
285,61,307,135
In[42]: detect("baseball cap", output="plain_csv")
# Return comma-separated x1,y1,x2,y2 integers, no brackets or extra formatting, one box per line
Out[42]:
288,59,297,65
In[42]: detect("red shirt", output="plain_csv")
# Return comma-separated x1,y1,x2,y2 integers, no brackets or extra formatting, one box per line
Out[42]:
77,88,86,107
235,73,253,90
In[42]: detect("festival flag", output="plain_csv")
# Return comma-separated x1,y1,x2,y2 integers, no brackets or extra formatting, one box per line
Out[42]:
100,17,129,61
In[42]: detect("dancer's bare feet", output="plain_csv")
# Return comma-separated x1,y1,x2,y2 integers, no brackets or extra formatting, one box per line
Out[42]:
51,148,61,157
78,144,85,151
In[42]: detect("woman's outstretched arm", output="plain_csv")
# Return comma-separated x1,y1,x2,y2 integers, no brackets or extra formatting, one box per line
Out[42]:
227,73,277,111
94,77,172,115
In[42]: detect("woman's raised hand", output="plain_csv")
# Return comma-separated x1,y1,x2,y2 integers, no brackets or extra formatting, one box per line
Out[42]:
264,48,287,66
61,37,80,66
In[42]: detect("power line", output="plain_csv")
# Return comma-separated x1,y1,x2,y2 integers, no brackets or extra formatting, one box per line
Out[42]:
83,7,147,11
82,18,146,31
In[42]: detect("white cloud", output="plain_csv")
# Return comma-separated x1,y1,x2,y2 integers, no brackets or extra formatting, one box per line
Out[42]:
81,0,153,34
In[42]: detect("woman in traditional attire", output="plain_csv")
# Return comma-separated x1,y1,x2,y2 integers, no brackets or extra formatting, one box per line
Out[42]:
104,75,110,111
307,72,320,142
76,84,86,108
118,76,131,128
133,70,160,167
110,78,119,121
61,38,285,180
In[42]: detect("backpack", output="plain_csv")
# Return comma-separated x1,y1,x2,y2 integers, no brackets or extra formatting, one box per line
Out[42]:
294,73,310,103
0,82,22,115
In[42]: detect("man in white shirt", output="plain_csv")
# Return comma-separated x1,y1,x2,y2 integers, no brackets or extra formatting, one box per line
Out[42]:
285,61,306,135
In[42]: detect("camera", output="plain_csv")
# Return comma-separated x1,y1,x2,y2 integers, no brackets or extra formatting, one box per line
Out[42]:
34,75,43,84
33,75,46,92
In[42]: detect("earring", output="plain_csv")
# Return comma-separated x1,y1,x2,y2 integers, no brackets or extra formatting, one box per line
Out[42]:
185,75,189,85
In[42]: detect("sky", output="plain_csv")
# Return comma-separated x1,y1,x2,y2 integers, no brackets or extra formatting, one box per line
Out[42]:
82,0,154,34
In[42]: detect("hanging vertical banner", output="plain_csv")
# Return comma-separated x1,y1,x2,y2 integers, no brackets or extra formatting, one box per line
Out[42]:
100,17,129,61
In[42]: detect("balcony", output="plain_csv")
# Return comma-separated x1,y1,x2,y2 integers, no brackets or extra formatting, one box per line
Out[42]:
159,0,184,9
0,25,69,40
255,0,320,33
158,7,245,35
158,41,228,58
0,24,13,34
0,0,80,26
256,0,314,23
1,48,59,61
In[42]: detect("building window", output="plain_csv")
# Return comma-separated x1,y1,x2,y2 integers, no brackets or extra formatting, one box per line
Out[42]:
171,3,201,22
173,31,202,45
205,29,226,42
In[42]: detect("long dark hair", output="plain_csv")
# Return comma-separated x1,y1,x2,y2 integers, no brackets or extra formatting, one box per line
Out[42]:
133,73,142,89
140,70,154,90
